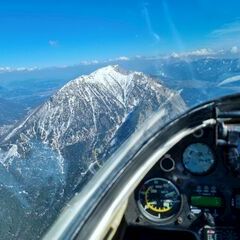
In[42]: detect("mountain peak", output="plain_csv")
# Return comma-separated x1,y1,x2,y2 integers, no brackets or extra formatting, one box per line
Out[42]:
63,65,146,106
90,64,129,77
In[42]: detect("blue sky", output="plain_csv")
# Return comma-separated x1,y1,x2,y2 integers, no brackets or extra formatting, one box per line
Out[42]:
1,0,240,67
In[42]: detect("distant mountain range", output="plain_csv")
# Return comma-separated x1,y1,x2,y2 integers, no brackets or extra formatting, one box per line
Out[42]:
0,65,186,239
0,56,239,131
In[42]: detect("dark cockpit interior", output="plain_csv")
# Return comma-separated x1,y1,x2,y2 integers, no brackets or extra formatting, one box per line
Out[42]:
113,98,240,240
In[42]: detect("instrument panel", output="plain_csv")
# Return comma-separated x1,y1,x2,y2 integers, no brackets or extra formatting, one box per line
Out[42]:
125,124,240,239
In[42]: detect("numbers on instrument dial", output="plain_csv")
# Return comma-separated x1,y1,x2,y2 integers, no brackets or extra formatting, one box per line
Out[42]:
137,178,182,223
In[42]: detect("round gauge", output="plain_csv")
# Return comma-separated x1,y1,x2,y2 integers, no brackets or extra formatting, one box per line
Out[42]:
137,178,181,223
183,143,215,175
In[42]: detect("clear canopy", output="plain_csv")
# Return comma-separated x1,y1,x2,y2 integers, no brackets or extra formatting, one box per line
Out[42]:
0,0,240,239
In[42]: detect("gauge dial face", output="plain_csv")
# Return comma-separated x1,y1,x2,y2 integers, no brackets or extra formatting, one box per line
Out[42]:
183,143,215,174
137,178,181,222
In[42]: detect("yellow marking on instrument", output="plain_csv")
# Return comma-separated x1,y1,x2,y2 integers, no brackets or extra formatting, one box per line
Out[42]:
148,203,171,213
145,187,172,213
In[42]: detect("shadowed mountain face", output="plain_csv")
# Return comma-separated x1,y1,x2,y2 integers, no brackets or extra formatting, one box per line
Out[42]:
0,65,186,239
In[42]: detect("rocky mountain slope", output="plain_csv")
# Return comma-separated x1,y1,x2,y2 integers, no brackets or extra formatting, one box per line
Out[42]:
0,65,186,239
0,57,239,131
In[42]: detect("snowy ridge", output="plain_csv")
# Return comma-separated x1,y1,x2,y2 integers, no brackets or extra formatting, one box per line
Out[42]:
0,65,186,183
0,65,187,239
62,65,147,106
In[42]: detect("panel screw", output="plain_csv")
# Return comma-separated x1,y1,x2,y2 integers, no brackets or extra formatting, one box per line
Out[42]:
177,217,183,224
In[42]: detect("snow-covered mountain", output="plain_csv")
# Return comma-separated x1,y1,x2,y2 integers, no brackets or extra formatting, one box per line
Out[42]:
0,57,239,131
0,65,186,239
1,65,186,179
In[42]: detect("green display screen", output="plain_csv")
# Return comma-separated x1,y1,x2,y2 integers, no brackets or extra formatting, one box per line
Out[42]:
191,196,223,208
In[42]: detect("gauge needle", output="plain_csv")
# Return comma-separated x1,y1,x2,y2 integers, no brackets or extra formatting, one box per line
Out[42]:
165,191,175,198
